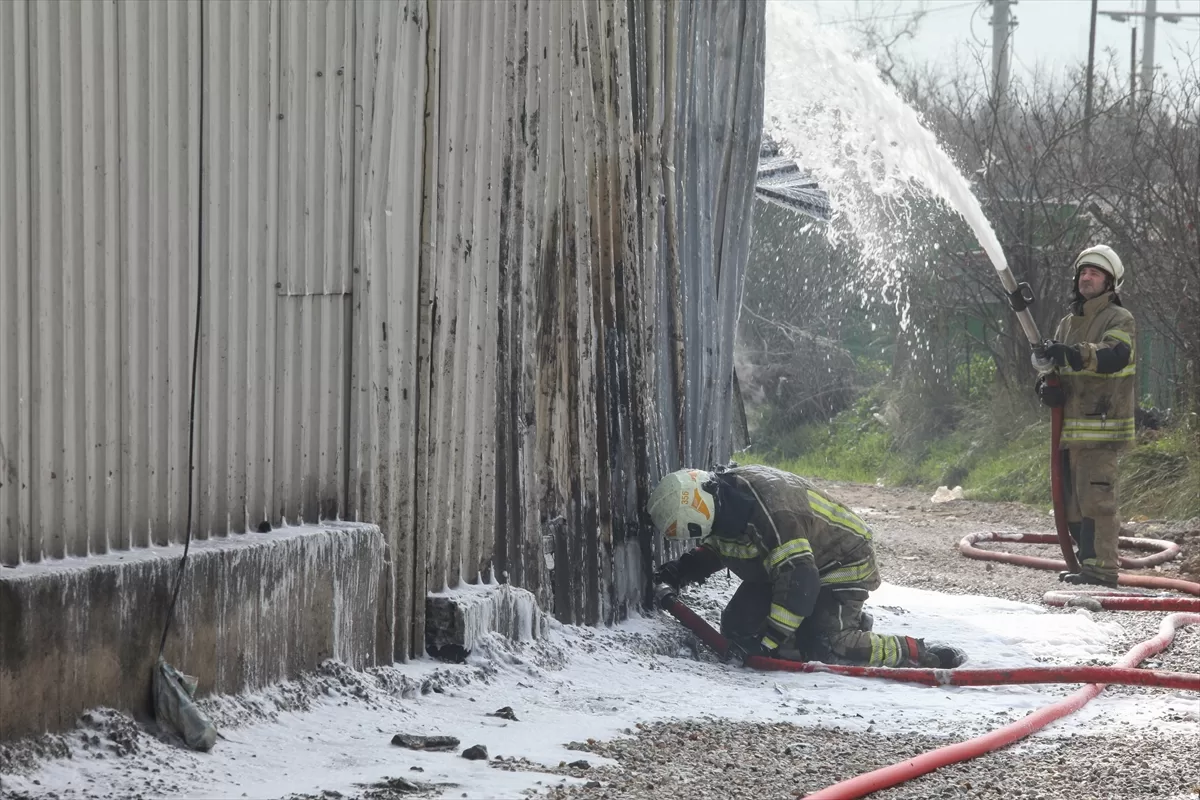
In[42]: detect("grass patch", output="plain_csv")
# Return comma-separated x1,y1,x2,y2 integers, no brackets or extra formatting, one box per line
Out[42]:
1121,426,1200,521
959,423,1051,506
740,403,1198,521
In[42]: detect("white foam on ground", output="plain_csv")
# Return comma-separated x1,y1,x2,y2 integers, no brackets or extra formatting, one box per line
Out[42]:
2,581,1192,800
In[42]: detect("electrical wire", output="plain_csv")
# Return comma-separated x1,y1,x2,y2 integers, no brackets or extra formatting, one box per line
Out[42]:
818,0,980,27
156,9,204,661
969,2,989,47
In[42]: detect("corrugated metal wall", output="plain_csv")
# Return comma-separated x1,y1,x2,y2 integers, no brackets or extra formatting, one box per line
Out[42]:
1,0,765,660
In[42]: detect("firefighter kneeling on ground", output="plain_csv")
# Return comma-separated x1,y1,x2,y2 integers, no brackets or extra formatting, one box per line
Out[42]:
651,464,967,669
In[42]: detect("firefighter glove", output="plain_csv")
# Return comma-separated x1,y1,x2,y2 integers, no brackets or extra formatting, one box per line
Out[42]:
728,637,777,664
1044,341,1084,371
653,560,685,589
1035,375,1066,408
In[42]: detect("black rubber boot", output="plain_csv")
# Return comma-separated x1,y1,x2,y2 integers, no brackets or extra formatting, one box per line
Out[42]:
1060,571,1118,588
1077,518,1097,563
925,643,968,668
911,638,968,669
1058,520,1094,582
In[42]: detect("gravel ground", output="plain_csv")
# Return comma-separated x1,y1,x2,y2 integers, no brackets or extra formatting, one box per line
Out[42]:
537,481,1200,800
536,721,1196,800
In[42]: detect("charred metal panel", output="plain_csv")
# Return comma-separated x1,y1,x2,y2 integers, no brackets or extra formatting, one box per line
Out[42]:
488,0,765,624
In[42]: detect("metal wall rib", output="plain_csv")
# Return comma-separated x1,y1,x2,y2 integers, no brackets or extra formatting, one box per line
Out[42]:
197,0,274,538
118,0,201,550
273,0,354,526
0,0,32,566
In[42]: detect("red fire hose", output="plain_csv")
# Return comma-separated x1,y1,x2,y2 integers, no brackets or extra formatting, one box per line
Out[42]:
658,593,1200,691
1048,400,1080,572
959,531,1200,604
958,531,1181,571
1043,589,1200,612
802,612,1200,800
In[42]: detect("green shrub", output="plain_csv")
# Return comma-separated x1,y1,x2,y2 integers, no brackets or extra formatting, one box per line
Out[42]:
952,353,997,405
740,388,899,483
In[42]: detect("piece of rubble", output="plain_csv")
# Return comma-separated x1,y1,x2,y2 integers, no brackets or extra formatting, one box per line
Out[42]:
487,706,518,721
354,776,424,794
390,733,460,751
931,486,964,504
1064,596,1104,612
462,744,489,760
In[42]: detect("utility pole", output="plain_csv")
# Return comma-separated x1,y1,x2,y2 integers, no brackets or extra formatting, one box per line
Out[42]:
1130,27,1137,109
1083,0,1098,168
1100,3,1200,101
991,0,1013,104
1142,0,1157,96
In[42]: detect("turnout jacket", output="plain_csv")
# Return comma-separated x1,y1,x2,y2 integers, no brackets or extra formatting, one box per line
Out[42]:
1052,292,1137,448
681,465,879,650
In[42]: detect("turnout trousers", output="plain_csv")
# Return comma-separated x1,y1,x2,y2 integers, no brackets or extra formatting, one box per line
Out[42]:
720,581,914,667
1062,447,1122,583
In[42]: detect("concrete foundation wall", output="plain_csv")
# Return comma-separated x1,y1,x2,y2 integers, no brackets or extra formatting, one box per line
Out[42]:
0,524,391,741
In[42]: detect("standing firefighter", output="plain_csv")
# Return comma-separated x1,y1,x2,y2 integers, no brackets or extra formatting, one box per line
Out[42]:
1033,245,1136,587
650,465,967,669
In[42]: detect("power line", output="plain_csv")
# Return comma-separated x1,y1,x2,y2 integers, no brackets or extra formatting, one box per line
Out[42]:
970,2,990,48
818,1,980,27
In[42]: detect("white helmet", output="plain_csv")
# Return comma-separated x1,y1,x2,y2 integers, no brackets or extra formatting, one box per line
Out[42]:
1073,245,1125,291
648,469,715,540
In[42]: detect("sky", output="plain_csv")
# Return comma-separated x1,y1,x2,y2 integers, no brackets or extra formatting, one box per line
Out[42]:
4,575,1195,800
805,0,1200,87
